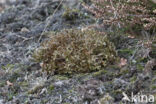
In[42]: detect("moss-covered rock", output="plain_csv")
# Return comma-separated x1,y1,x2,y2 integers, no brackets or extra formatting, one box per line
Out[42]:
34,29,118,74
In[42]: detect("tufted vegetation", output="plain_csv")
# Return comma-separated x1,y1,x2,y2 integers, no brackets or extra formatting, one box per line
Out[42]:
83,0,156,34
33,29,118,74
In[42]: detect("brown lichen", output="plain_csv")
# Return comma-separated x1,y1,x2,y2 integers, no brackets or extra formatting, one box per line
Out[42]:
34,29,118,74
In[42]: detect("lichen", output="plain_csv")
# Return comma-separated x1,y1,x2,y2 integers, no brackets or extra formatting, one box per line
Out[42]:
99,93,114,104
28,84,44,94
34,29,118,74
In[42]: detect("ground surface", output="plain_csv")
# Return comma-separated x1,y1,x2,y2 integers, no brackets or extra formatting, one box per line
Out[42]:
0,0,156,104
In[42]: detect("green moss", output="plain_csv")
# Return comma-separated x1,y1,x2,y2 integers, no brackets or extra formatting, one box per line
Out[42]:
152,78,156,83
130,76,137,83
136,64,144,71
34,29,118,74
7,93,13,101
148,0,156,10
54,75,69,80
62,7,80,21
152,85,156,90
19,81,29,87
112,89,122,96
154,93,156,100
9,72,21,82
118,48,133,56
68,89,74,93
119,68,129,75
150,41,156,59
2,64,14,70
92,69,108,77
0,81,5,87
137,57,148,63
48,84,55,91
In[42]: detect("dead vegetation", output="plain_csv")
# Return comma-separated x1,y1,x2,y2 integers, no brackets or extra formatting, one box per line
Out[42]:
83,0,156,34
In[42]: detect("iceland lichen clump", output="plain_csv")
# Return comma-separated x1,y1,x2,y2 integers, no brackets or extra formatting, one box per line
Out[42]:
34,29,118,74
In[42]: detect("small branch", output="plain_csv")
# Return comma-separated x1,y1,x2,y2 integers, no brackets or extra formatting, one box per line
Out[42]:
14,34,33,42
38,0,64,43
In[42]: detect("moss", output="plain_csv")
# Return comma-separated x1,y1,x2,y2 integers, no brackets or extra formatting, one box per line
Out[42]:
151,85,156,90
149,40,156,59
130,76,137,83
119,68,129,75
68,89,74,93
148,0,156,10
48,84,55,91
2,64,14,71
92,65,119,77
54,75,69,80
62,7,80,21
0,81,5,87
112,89,122,96
152,78,156,83
74,73,90,81
7,93,13,101
9,72,21,82
19,81,29,87
118,48,133,56
34,29,118,74
136,64,144,71
92,69,108,77
136,57,149,63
